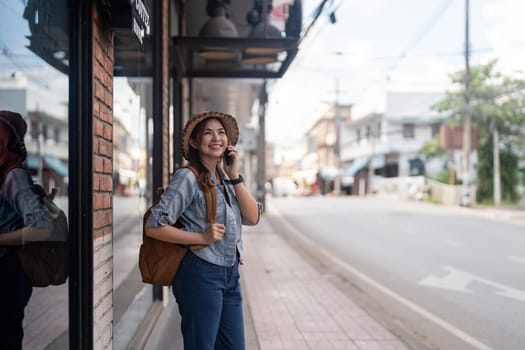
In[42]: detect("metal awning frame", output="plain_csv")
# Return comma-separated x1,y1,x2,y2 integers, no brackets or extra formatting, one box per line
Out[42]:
172,36,299,79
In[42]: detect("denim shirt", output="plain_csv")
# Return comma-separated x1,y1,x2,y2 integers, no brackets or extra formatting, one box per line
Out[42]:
0,168,50,258
145,167,262,267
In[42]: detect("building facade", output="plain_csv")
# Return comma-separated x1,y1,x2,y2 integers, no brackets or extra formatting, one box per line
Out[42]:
340,92,449,195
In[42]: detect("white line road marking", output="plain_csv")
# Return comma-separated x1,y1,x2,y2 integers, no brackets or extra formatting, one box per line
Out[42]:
419,266,525,303
508,256,525,264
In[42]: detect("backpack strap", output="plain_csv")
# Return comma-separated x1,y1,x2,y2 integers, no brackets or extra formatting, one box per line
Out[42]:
184,165,217,224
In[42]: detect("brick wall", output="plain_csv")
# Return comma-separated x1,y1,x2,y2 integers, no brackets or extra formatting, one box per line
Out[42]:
92,5,114,349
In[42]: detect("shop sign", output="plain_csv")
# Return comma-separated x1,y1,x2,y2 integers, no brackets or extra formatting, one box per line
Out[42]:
132,0,150,44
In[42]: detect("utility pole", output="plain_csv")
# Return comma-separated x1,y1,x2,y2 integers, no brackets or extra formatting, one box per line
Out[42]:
493,125,501,205
367,124,376,194
461,0,472,207
333,79,341,195
256,82,268,209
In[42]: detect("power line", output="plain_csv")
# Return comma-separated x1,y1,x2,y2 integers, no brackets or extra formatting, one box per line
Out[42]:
0,39,51,89
298,47,495,61
385,0,455,75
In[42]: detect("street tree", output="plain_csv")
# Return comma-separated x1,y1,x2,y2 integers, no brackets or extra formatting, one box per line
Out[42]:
428,59,525,204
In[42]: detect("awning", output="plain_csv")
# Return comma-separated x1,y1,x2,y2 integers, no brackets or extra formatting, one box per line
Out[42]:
26,154,39,169
344,157,369,177
372,154,385,168
344,155,385,177
26,155,68,177
44,156,68,177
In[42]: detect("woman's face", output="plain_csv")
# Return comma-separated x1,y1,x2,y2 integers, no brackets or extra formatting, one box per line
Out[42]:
190,118,229,161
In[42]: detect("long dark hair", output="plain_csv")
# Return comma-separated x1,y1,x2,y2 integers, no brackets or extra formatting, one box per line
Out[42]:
186,117,225,190
0,118,27,183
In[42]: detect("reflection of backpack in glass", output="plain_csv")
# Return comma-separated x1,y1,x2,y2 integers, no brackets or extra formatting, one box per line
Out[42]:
1,166,69,287
17,184,69,287
139,166,217,286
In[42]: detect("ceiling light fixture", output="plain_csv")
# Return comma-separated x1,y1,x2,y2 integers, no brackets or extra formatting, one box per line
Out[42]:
242,0,284,64
198,0,240,61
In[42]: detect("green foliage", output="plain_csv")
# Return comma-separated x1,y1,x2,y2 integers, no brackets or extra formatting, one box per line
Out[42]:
420,135,446,160
476,139,492,201
434,169,461,185
432,59,525,203
477,137,519,203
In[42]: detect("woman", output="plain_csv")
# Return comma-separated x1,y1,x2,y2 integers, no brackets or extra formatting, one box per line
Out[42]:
0,110,40,349
145,111,261,350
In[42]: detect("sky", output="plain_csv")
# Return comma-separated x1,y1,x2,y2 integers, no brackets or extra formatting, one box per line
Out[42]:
3,0,525,152
265,0,525,150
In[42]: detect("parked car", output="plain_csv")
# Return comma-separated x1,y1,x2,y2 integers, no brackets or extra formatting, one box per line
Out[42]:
270,177,297,197
340,169,354,195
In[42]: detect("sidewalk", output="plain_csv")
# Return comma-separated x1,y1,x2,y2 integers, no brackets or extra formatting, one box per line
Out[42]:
146,204,410,350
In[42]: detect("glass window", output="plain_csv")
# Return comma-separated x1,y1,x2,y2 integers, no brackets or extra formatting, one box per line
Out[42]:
403,123,415,139
111,0,154,346
1,1,70,348
431,122,441,137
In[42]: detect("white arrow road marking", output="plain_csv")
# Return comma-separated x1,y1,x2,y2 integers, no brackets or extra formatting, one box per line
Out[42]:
508,256,525,264
419,266,525,303
419,266,473,292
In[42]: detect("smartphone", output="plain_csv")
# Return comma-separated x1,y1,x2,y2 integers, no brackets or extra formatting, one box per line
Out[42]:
224,149,233,166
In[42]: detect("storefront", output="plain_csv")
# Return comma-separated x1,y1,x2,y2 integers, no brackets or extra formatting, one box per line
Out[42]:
0,1,163,348
0,0,301,348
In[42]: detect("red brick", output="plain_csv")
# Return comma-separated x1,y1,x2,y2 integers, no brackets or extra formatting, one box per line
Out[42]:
95,81,105,101
93,174,100,191
103,158,112,174
94,155,104,173
94,119,104,137
103,124,112,141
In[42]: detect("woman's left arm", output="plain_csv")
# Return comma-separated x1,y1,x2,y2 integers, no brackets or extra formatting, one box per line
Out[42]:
223,146,260,224
231,181,260,225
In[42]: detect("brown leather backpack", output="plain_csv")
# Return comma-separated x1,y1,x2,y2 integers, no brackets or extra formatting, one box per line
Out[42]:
138,165,217,286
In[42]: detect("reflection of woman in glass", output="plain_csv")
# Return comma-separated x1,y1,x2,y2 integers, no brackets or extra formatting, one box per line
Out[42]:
0,110,41,348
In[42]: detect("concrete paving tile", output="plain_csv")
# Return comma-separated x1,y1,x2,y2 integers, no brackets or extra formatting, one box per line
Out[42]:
282,339,310,349
259,338,285,350
330,339,360,349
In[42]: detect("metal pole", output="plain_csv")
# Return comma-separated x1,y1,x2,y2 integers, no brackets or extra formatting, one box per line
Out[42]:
334,79,341,195
256,83,268,209
367,125,376,195
461,0,472,206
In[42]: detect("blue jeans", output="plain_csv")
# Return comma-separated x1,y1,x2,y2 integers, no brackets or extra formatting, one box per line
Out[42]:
0,251,33,350
173,251,245,350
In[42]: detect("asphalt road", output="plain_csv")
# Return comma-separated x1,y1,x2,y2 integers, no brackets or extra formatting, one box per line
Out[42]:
269,195,525,350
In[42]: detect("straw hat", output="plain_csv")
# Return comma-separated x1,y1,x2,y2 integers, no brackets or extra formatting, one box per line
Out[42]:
181,111,239,160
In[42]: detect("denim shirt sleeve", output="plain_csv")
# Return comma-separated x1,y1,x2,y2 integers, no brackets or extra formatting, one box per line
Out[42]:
145,168,203,229
1,168,50,230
